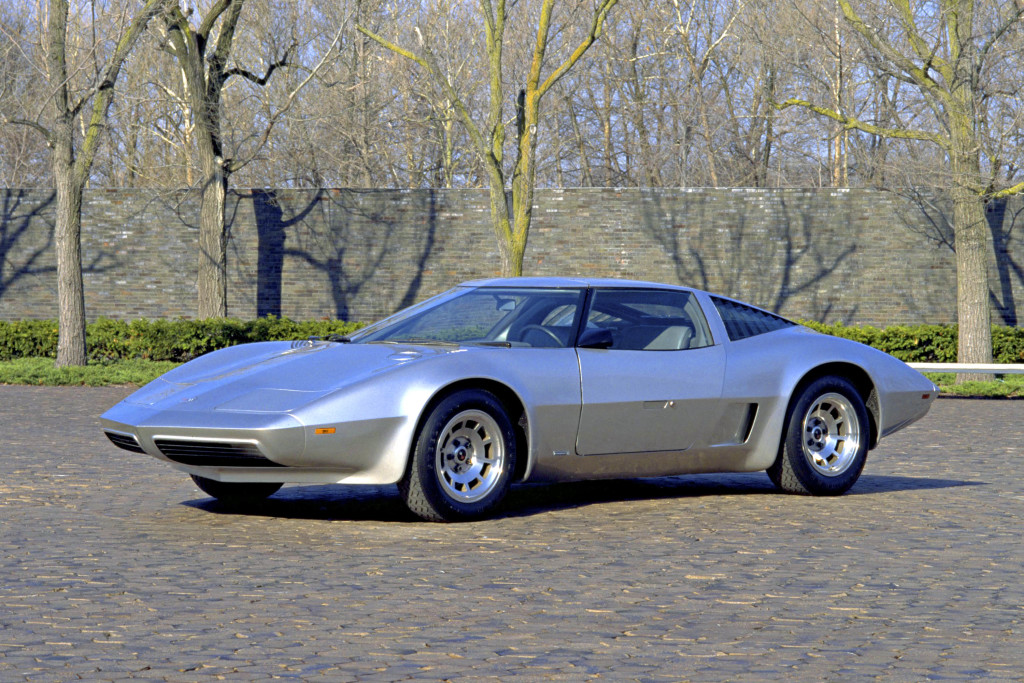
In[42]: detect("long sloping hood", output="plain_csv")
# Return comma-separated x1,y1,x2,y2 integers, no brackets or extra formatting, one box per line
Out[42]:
118,341,454,413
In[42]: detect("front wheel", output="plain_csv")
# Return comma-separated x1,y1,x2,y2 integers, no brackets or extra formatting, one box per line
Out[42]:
401,389,517,522
191,475,283,505
768,376,870,496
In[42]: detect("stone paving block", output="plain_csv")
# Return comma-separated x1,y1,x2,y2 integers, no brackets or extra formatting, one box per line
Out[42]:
2,387,1024,680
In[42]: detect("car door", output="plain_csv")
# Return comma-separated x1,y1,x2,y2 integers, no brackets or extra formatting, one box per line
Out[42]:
575,288,726,455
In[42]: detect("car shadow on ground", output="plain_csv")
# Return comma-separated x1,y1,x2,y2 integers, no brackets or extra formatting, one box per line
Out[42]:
182,472,983,523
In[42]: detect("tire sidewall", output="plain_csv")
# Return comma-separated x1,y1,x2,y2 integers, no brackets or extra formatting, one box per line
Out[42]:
190,475,283,504
406,389,517,521
781,376,870,495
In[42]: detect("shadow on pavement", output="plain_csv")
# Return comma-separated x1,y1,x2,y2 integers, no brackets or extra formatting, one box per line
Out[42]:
181,472,983,523
181,484,415,522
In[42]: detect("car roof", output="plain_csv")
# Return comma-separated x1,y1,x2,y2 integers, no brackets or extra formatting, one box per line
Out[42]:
458,277,799,327
461,276,699,291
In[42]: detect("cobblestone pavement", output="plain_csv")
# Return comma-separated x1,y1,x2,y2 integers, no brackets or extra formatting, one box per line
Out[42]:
1,386,1022,681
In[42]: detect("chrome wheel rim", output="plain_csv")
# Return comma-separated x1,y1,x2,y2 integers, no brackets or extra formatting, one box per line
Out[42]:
801,392,862,477
435,409,506,503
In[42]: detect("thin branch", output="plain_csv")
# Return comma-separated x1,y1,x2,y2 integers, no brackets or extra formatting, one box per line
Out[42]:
225,26,344,173
357,24,488,157
0,113,53,145
979,4,1024,70
225,46,293,86
990,180,1024,200
775,97,947,146
891,0,948,76
837,0,948,103
198,0,234,41
537,0,619,97
356,25,431,72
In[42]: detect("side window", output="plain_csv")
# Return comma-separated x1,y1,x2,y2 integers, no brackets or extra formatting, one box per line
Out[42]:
541,304,577,326
585,289,713,350
711,297,795,341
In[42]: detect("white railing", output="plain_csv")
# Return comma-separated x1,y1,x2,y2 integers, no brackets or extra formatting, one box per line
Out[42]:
907,363,1024,375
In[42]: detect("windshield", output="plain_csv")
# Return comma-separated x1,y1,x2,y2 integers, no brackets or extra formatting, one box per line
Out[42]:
353,286,586,348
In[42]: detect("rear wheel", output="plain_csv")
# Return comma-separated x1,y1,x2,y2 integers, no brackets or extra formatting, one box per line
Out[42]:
191,475,282,505
401,389,517,522
768,376,869,495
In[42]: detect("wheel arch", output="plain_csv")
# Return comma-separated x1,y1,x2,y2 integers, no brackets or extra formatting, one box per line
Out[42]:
409,378,530,482
788,362,880,450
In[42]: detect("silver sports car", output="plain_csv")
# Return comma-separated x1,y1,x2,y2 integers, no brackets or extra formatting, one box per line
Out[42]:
102,277,937,521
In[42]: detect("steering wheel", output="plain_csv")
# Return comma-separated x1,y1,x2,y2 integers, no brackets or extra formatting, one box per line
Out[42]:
518,324,562,346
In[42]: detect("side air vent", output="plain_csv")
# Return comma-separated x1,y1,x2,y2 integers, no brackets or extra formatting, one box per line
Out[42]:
152,439,285,468
105,430,147,454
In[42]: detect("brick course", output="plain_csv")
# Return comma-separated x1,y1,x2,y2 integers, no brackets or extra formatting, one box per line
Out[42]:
1,187,1020,326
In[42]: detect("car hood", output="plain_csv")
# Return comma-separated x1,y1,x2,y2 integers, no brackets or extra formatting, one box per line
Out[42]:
120,341,457,412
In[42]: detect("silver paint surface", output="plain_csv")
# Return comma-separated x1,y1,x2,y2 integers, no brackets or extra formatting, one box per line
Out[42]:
101,277,937,487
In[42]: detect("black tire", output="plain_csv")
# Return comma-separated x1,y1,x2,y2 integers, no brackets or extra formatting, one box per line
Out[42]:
768,376,870,496
400,389,517,522
190,475,283,505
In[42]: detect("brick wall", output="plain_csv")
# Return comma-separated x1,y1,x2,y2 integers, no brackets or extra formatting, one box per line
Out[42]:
1,187,1020,326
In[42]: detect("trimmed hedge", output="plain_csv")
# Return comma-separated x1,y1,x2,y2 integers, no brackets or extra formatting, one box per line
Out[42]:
798,321,1024,364
0,317,364,363
2,317,1021,364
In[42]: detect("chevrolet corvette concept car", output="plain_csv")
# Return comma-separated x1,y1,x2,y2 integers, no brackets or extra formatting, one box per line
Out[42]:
102,277,937,521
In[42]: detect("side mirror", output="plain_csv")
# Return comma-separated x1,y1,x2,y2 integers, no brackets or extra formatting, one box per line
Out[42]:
577,328,614,349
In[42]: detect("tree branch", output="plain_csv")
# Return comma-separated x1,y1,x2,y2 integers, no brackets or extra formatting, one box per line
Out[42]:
225,26,344,173
979,4,1024,68
160,3,195,70
990,180,1024,200
0,114,53,145
357,24,488,158
224,46,292,86
891,0,948,76
536,0,619,98
837,0,948,103
74,0,166,184
775,97,947,146
198,0,234,41
356,25,431,72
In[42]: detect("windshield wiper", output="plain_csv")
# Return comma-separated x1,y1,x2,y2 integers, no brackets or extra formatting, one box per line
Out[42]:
326,334,352,343
368,338,459,346
464,340,512,348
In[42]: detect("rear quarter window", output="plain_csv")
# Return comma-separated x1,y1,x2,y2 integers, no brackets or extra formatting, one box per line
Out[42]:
712,297,795,341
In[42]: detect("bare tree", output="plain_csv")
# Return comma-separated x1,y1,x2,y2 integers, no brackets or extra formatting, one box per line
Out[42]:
0,8,51,187
97,24,193,188
160,0,276,317
157,0,341,317
359,0,619,276
1,0,162,366
777,0,1024,379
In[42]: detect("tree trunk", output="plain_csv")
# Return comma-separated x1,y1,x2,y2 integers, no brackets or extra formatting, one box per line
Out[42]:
45,0,86,368
197,160,228,318
486,180,522,277
40,0,162,366
192,65,230,319
951,184,993,382
508,107,539,277
505,192,528,277
53,151,87,367
947,3,992,382
161,0,242,319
